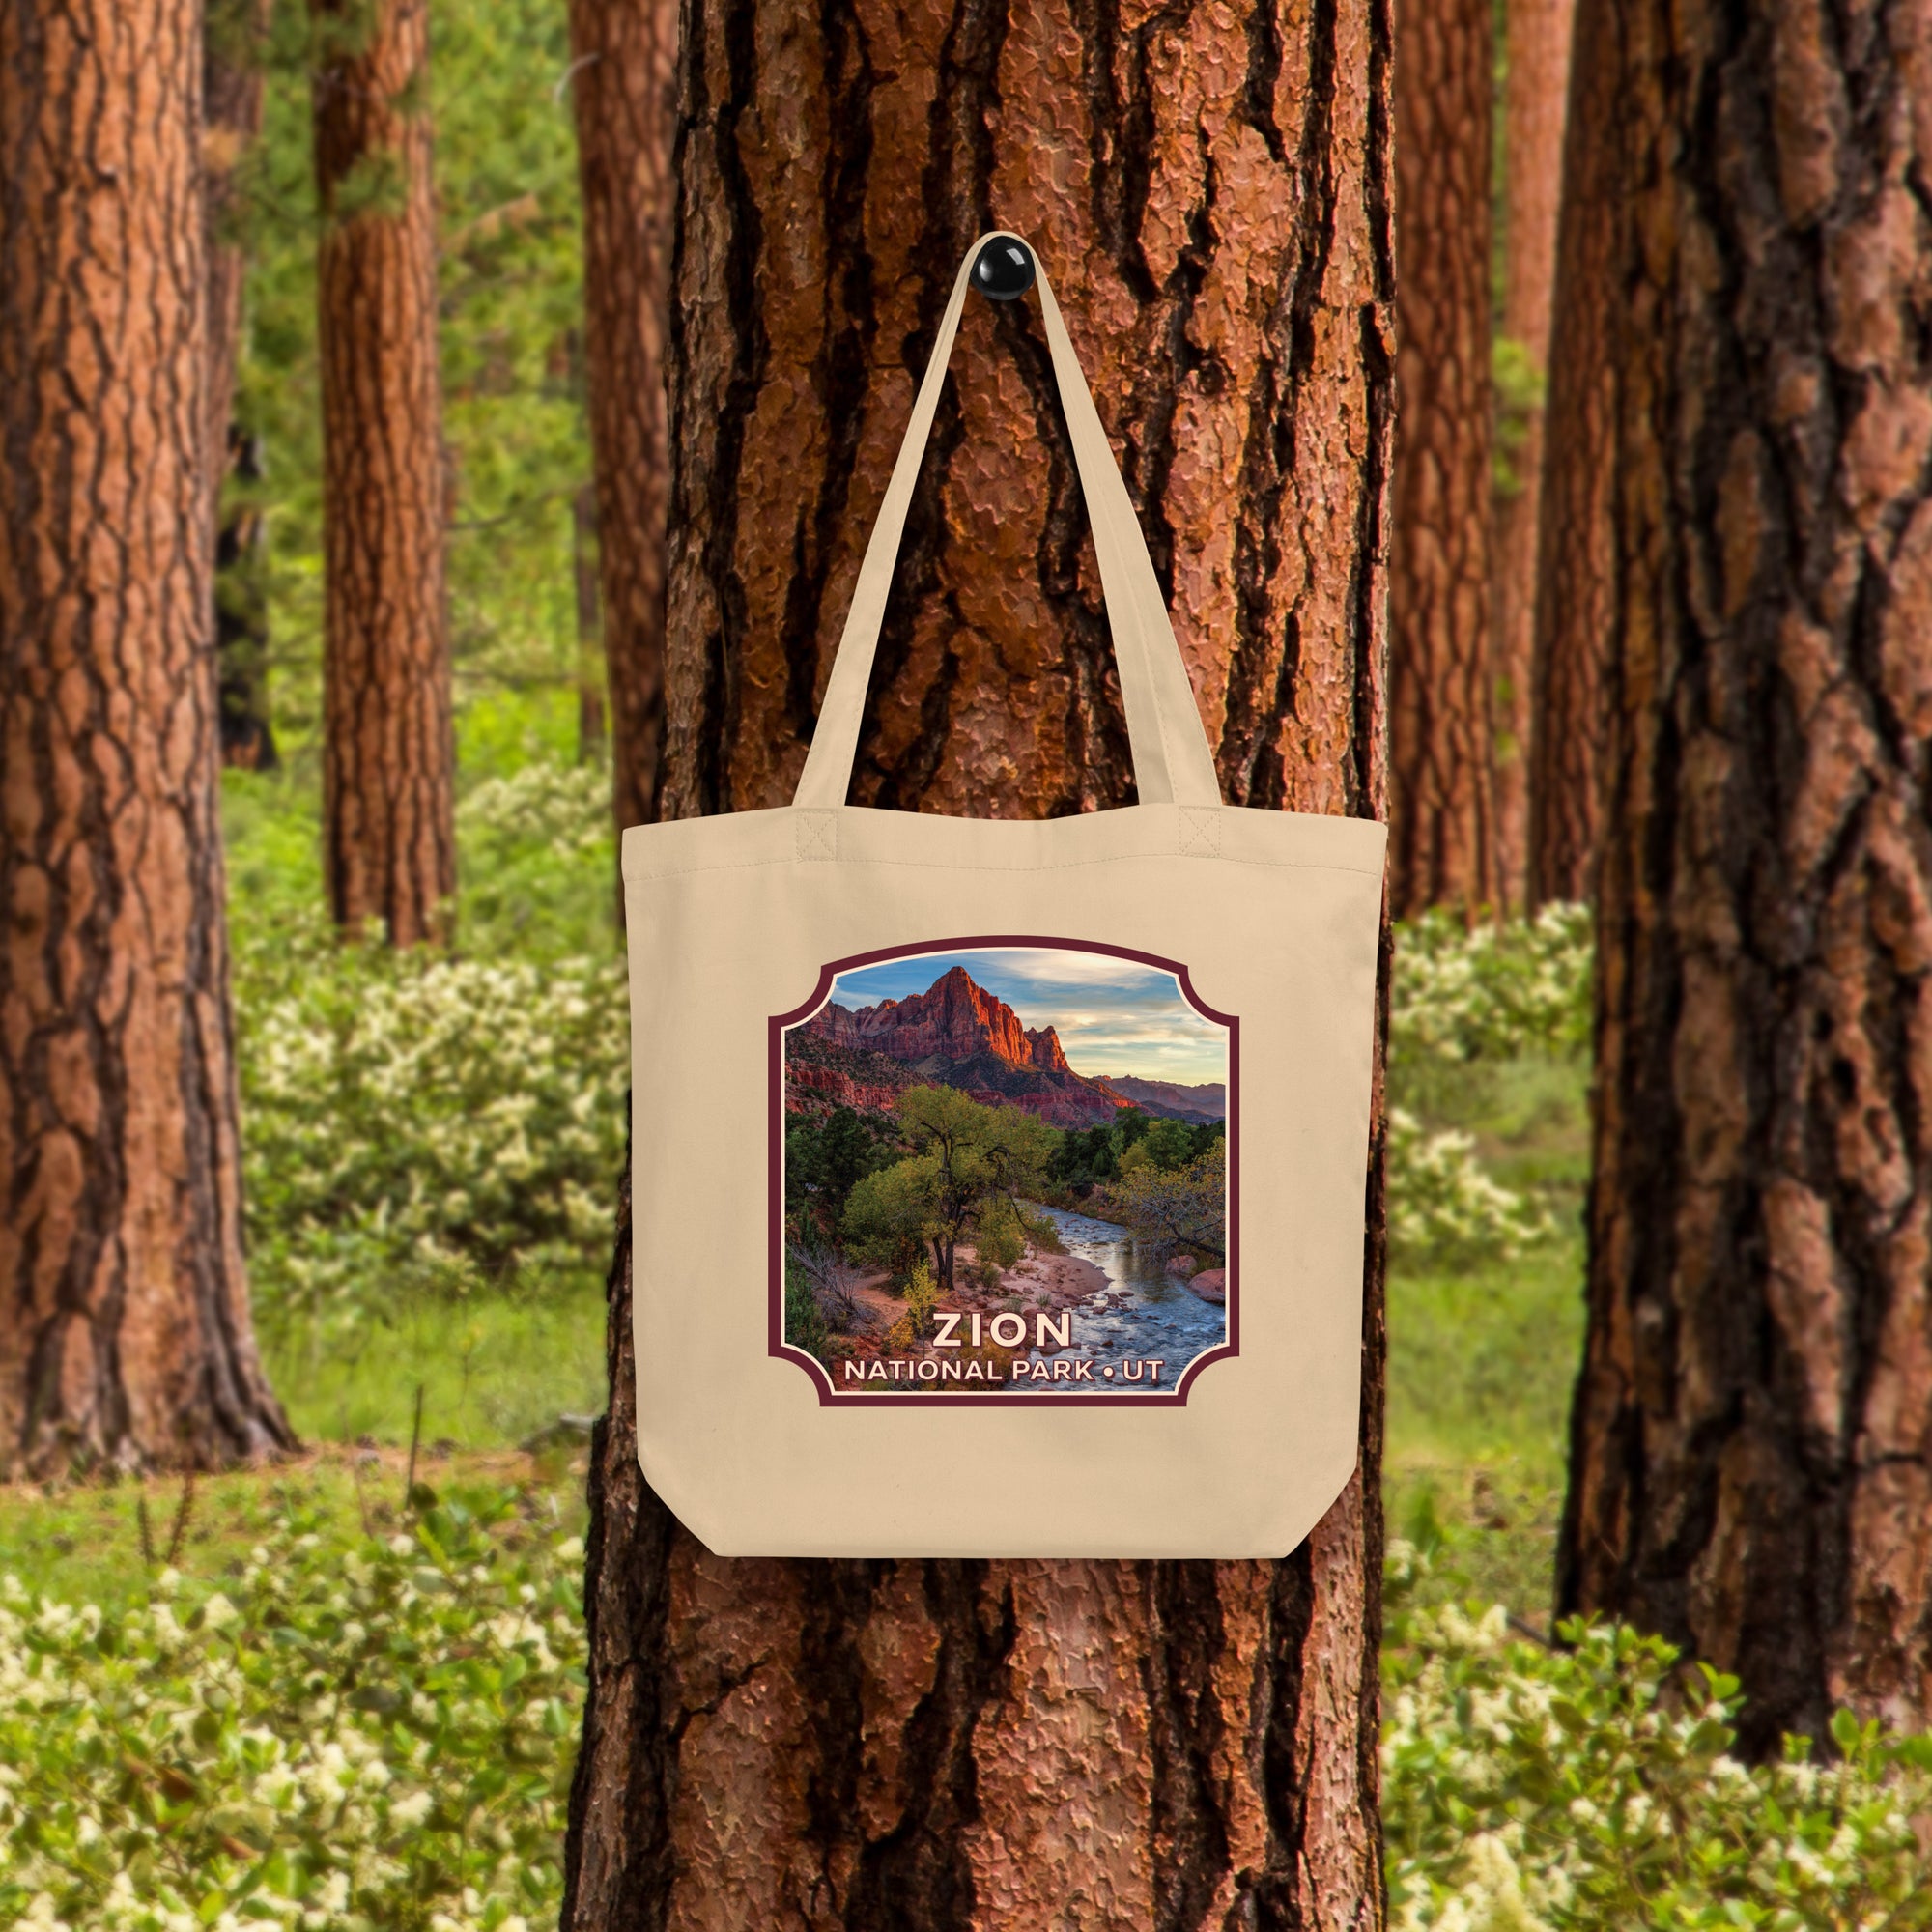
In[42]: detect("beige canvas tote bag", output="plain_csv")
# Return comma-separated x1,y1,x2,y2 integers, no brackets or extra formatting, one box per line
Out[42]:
623,232,1385,1558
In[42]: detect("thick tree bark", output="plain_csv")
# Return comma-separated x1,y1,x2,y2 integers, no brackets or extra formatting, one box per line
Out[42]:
1558,0,1932,1751
567,0,671,834
312,0,455,947
562,2,1395,1923
1387,0,1495,917
1490,0,1575,907
0,0,294,1475
1524,0,1616,905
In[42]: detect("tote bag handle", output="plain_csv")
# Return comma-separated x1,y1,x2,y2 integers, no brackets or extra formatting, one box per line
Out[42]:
792,233,1223,811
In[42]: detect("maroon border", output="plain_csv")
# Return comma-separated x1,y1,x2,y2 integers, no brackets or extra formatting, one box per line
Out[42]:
768,934,1240,1406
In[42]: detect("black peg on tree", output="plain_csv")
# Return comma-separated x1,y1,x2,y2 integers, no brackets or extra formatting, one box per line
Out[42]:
972,236,1036,301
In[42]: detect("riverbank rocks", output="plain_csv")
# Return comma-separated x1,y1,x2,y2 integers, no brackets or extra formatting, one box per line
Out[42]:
1185,1268,1225,1305
1164,1253,1200,1277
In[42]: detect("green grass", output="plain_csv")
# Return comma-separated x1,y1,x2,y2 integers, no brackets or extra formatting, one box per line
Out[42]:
1383,1051,1590,1624
264,1282,609,1451
0,1445,586,1612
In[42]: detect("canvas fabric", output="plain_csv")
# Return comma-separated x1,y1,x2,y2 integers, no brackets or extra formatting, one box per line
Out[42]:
623,233,1385,1557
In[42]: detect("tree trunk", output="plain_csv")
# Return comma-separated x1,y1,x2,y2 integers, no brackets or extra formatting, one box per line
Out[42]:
567,0,671,835
1490,0,1575,908
204,0,265,515
0,0,295,1475
573,481,607,764
206,0,278,773
312,0,455,948
216,428,279,771
562,3,1395,1923
1523,0,1616,906
1558,0,1932,1751
1387,0,1495,918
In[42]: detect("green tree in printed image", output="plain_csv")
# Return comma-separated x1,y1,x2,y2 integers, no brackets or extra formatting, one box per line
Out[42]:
842,1087,1058,1292
1100,1146,1228,1262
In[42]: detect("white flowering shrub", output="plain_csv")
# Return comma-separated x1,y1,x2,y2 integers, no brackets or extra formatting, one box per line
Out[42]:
1383,1557,1932,1931
456,762,615,962
1383,904,1592,1266
1386,1110,1549,1264
0,1482,584,1932
234,912,627,1334
1392,903,1593,1073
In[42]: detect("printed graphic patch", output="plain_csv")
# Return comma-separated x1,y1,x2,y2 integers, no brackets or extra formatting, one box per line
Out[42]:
769,937,1237,1405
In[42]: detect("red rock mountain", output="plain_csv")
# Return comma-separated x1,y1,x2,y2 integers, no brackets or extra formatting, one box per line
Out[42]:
798,965,1134,1128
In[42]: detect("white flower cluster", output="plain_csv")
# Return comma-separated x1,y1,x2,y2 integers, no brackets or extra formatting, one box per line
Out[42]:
1392,903,1594,1071
456,761,612,869
233,909,628,1327
0,1486,584,1932
1383,1555,1932,1929
1386,1109,1549,1263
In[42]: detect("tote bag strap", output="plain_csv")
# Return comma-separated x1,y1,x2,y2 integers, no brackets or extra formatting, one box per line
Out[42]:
792,233,1223,811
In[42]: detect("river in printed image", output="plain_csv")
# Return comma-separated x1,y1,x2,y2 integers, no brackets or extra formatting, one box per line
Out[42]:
1015,1204,1228,1393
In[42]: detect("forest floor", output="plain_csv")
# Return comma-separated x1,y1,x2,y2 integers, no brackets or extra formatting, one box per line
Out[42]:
0,1071,1585,1617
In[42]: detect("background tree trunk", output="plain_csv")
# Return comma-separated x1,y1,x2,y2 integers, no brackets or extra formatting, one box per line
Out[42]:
1558,0,1932,1751
312,0,455,947
1490,0,1575,907
572,480,607,764
206,0,278,772
561,3,1395,1923
215,427,279,771
1524,0,1616,905
0,0,294,1475
204,0,266,515
566,0,672,835
1387,0,1495,917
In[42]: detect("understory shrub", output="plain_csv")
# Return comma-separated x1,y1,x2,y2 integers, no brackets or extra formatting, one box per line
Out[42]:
0,1483,583,1932
1391,903,1594,1074
1386,1110,1550,1264
234,911,627,1340
1383,1549,1932,1931
1384,904,1592,1264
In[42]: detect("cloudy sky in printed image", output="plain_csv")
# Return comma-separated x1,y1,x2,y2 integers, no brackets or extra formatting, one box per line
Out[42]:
824,946,1229,1087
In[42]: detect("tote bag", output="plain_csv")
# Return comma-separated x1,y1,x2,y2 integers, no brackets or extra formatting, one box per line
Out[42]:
623,233,1385,1558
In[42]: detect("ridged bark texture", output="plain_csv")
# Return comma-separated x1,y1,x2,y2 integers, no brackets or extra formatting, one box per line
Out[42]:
1387,0,1495,917
561,0,1395,1924
1491,0,1575,908
568,0,672,835
312,0,455,947
0,0,294,1475
1524,0,1616,905
1558,0,1932,1752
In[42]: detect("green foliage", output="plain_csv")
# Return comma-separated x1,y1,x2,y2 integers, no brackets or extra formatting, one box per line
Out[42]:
1094,1147,1227,1259
784,1108,892,1238
901,1259,940,1338
1383,905,1592,1265
233,907,627,1342
1392,904,1593,1081
1491,334,1548,500
0,1480,584,1932
1123,1116,1210,1174
238,0,591,756
841,1087,1059,1286
782,1260,831,1362
1384,1570,1932,1931
1388,1108,1550,1264
455,758,616,960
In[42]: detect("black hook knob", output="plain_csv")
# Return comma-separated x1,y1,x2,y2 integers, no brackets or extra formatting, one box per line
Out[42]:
972,236,1036,301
